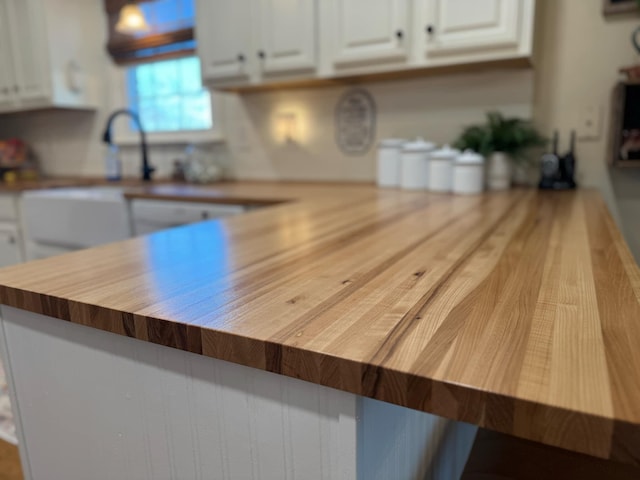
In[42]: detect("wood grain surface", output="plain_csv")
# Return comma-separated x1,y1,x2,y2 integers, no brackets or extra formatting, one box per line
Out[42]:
0,176,176,193
0,183,638,464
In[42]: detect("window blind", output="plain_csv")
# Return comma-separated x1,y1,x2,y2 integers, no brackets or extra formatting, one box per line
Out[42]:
105,0,195,65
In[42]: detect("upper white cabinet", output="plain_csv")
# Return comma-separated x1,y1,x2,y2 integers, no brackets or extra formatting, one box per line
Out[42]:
0,1,16,110
197,0,317,85
196,0,252,81
256,0,316,74
0,0,101,114
422,0,525,57
6,0,50,104
324,0,410,68
197,0,535,89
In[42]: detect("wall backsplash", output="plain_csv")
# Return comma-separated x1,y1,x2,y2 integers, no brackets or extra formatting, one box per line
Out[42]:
222,68,534,182
0,109,231,179
0,68,533,183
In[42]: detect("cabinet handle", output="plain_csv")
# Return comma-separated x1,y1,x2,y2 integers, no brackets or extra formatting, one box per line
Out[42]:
1,87,8,95
7,236,15,245
257,50,265,59
237,53,245,62
396,30,404,40
13,85,19,93
426,25,435,35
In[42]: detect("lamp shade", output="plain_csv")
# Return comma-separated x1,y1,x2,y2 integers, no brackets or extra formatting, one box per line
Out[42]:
115,4,150,35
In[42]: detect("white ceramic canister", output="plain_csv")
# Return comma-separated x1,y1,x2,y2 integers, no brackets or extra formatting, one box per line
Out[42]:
400,137,436,190
428,144,460,193
453,150,485,195
487,151,512,190
376,138,406,187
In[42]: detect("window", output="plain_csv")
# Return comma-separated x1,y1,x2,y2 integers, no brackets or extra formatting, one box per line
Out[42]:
109,0,214,136
126,56,212,133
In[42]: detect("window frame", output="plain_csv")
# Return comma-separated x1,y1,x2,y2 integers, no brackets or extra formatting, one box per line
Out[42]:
108,56,224,146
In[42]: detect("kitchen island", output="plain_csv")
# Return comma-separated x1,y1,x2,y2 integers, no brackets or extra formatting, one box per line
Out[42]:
0,183,638,479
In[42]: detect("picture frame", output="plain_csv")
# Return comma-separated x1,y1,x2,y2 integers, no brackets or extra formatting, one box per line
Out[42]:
603,0,640,15
609,82,640,167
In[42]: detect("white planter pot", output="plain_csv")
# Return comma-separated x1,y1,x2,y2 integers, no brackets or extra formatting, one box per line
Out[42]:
487,152,512,190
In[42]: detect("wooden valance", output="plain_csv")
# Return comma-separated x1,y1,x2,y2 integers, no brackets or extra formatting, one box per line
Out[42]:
105,0,195,65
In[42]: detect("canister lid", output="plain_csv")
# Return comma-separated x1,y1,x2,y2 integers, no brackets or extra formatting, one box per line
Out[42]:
455,149,484,164
431,144,460,160
378,138,407,148
402,137,437,152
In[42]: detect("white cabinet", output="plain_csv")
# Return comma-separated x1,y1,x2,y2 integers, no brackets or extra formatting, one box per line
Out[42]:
196,0,253,81
6,0,50,104
0,0,101,114
197,0,317,84
0,225,22,268
0,1,16,109
422,0,525,57
256,0,316,74
324,0,410,68
0,195,24,266
197,0,535,88
131,199,246,236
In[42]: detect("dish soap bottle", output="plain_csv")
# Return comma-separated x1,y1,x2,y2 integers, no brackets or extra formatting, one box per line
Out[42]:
105,144,122,181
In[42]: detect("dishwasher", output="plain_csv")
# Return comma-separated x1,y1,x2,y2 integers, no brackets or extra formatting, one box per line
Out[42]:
130,199,247,236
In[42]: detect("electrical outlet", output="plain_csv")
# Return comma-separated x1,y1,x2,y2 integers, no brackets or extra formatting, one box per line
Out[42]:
576,105,602,140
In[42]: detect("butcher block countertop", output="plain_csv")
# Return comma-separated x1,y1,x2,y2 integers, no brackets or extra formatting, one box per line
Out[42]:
0,177,170,192
0,182,639,464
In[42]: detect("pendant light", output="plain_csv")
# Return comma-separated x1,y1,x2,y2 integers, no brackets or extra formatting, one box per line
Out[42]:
115,2,151,35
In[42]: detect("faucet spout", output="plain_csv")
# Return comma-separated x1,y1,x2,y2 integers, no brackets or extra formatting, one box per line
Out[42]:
102,109,155,182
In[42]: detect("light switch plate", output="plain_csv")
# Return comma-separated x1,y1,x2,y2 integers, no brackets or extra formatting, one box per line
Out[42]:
576,105,602,140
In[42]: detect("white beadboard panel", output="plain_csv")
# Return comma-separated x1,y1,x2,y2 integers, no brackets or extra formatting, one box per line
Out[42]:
1,305,475,480
357,397,477,480
0,307,33,479
0,306,358,480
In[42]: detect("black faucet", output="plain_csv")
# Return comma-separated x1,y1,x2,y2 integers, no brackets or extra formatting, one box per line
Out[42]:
102,109,155,182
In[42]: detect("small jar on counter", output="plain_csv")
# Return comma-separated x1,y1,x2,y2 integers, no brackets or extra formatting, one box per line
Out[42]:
453,150,485,195
428,144,459,193
400,138,436,190
376,138,406,187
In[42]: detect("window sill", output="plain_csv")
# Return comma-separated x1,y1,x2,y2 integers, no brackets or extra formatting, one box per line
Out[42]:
114,130,224,147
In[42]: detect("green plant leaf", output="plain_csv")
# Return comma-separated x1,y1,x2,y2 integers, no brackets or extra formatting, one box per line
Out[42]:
452,111,547,164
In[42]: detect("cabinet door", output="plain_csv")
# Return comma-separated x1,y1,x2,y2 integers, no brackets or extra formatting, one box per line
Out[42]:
6,0,49,102
196,0,253,81
0,230,21,267
327,0,409,67
0,0,16,110
424,0,521,55
256,0,316,74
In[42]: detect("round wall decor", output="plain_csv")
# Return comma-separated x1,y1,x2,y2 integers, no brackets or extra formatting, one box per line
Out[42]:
334,88,376,156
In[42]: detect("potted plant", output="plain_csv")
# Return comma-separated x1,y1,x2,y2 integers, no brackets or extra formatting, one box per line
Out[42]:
454,112,546,190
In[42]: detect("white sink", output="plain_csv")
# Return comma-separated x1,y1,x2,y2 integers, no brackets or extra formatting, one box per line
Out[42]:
22,187,132,254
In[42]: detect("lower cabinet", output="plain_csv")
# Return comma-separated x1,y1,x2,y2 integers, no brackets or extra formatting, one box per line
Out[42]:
0,195,23,267
0,224,22,267
1,306,479,480
131,199,247,236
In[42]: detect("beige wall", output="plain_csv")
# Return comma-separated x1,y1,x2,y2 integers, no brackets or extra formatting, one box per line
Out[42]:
221,69,534,181
0,67,534,182
533,0,640,260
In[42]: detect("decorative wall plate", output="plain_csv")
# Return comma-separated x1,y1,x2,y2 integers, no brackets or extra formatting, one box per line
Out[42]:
335,88,376,156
